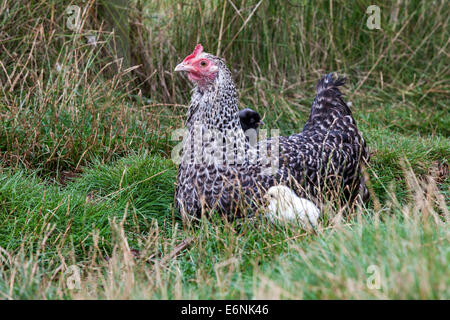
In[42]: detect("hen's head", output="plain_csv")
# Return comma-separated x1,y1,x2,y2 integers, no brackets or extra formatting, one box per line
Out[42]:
174,44,222,86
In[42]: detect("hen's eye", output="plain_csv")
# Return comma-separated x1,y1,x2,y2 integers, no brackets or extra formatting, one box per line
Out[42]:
200,61,207,67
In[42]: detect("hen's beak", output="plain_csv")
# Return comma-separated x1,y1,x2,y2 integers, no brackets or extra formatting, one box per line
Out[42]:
258,120,265,126
174,62,194,72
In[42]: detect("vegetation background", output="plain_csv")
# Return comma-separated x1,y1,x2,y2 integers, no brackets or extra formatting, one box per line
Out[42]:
0,0,448,299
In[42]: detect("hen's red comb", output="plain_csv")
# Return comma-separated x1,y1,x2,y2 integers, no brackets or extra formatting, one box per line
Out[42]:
184,44,204,62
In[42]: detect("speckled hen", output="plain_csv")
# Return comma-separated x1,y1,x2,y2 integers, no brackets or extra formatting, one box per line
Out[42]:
174,44,369,219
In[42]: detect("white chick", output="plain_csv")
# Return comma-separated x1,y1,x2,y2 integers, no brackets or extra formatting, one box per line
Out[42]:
265,185,320,229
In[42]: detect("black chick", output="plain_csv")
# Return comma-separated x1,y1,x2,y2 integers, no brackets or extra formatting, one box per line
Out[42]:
239,108,264,132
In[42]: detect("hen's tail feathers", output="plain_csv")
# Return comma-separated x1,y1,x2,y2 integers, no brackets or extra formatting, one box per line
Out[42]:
310,73,351,117
316,73,346,95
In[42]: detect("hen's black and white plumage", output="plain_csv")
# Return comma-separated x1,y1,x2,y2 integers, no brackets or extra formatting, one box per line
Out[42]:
174,45,369,218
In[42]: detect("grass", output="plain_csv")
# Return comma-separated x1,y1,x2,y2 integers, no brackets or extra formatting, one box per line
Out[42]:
0,0,448,299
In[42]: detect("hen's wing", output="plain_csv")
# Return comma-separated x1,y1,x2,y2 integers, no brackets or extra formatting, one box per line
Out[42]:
251,74,369,204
